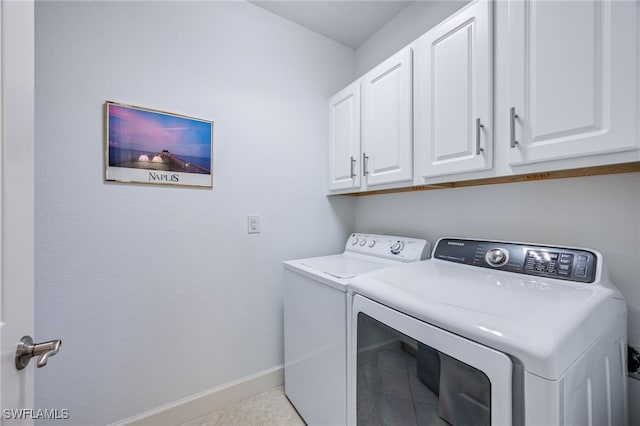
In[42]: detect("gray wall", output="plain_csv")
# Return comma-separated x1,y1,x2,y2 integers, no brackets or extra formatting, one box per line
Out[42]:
355,0,469,76
35,2,355,424
34,0,640,424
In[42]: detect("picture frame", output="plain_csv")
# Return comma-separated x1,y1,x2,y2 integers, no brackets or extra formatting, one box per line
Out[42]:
104,101,214,187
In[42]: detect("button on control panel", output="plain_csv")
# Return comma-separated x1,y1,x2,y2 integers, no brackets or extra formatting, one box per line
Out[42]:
433,238,597,283
390,241,404,255
485,248,509,267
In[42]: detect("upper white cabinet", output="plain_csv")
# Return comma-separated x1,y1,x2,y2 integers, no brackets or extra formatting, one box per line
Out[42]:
507,0,639,166
361,47,414,188
327,81,361,191
327,0,639,195
415,0,493,179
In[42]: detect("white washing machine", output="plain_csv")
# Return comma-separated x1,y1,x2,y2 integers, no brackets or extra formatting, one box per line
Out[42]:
284,233,430,426
348,237,628,426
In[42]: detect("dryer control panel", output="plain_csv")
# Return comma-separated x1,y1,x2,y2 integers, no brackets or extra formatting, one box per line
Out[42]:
346,233,431,262
433,238,598,283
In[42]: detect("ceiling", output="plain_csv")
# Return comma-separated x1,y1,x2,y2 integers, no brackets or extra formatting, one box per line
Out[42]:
249,1,412,49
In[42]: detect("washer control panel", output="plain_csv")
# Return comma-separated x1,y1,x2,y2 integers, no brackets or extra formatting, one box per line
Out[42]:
433,238,597,283
346,233,430,262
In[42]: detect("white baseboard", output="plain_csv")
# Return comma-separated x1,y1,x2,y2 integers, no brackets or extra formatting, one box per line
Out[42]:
111,365,284,426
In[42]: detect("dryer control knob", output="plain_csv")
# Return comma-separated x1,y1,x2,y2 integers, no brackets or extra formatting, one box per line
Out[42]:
368,240,376,248
390,241,404,255
359,239,367,247
351,238,359,245
485,248,509,267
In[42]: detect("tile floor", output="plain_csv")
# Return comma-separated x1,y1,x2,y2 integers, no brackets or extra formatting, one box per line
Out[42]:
178,385,305,426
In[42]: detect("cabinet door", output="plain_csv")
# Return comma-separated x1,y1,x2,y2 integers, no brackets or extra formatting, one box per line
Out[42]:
328,81,361,191
508,0,639,165
415,0,493,179
362,47,413,187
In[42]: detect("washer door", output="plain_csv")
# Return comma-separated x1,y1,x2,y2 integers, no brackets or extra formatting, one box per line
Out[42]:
349,295,512,426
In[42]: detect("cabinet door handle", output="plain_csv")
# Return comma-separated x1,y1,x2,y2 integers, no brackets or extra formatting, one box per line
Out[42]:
363,153,369,176
350,156,356,179
510,107,519,148
476,118,484,155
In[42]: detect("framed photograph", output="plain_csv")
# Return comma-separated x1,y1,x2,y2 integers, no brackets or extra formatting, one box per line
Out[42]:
105,101,214,187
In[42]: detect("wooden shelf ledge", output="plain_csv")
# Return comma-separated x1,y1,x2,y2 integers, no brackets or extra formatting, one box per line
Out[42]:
341,161,640,196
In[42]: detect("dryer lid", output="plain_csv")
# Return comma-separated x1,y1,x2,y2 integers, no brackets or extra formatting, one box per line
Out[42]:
349,259,626,380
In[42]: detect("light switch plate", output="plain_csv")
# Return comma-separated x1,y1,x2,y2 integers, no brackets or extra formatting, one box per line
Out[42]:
248,215,260,234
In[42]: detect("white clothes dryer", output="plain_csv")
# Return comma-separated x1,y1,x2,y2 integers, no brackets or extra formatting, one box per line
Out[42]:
284,233,430,426
348,237,628,426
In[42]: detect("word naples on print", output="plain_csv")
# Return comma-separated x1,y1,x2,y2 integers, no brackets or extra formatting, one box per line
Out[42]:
105,101,214,188
148,171,179,182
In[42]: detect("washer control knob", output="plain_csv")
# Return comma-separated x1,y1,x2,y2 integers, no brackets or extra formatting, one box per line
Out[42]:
359,239,367,247
485,248,509,267
368,240,376,248
390,241,404,255
351,238,359,245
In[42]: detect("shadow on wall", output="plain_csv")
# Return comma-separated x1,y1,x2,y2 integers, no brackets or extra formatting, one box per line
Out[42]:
328,195,357,238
